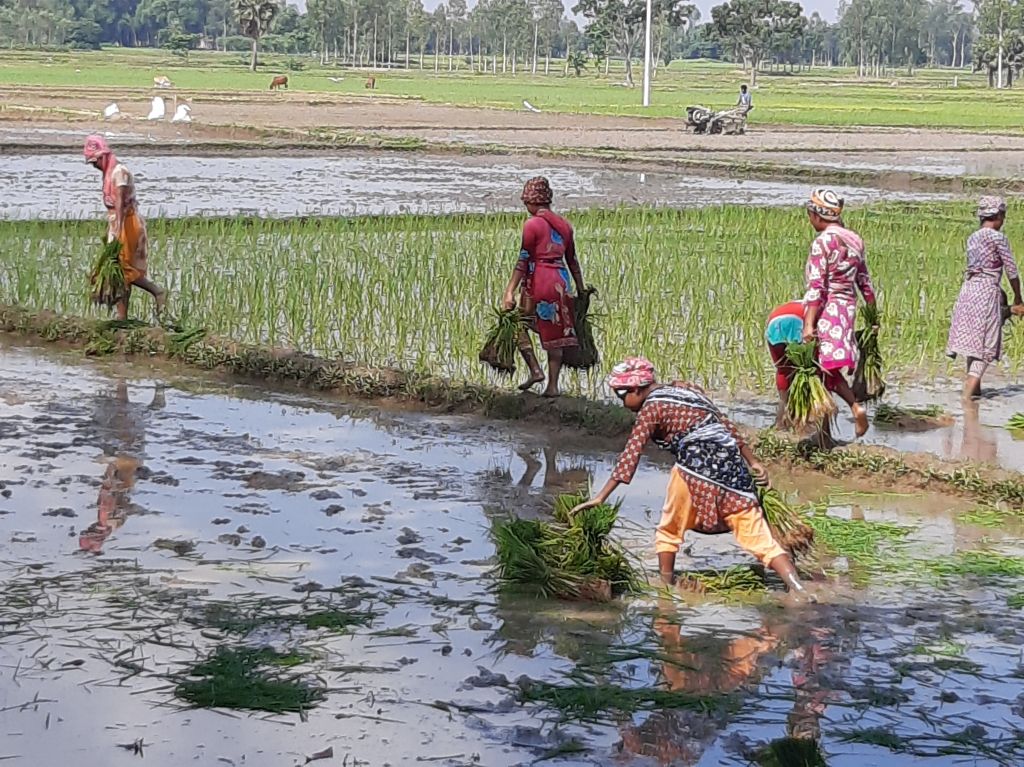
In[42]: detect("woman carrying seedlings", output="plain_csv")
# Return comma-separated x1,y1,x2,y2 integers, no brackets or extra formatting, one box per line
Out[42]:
84,135,166,321
947,196,1024,399
571,358,811,599
802,189,875,437
501,176,585,397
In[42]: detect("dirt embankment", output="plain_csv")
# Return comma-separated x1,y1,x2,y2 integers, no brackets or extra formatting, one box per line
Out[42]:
2,304,1022,513
4,85,1024,158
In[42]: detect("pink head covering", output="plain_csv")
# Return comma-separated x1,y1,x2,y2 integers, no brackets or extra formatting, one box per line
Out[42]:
83,134,112,164
607,357,656,390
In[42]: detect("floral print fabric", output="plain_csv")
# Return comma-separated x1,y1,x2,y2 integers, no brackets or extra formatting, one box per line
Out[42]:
611,385,760,534
803,224,875,372
515,210,580,350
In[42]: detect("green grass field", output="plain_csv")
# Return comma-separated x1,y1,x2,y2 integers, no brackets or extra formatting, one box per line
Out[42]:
0,47,1019,128
1,203,1016,393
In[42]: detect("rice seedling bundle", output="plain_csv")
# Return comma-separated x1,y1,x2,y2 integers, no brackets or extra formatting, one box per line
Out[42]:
852,303,886,402
478,307,525,375
757,487,816,558
562,286,600,371
89,237,126,309
784,341,837,429
1007,413,1024,432
875,403,945,425
492,491,642,601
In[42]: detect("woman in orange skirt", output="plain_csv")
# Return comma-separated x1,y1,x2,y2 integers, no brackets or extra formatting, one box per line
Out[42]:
84,135,166,321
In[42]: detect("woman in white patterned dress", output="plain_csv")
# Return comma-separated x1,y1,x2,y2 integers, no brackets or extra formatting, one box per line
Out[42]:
946,196,1024,399
801,189,876,438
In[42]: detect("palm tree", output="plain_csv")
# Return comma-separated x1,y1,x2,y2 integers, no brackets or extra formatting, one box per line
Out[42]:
233,0,280,71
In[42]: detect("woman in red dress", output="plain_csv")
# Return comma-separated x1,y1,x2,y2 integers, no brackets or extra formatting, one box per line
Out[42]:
501,177,586,397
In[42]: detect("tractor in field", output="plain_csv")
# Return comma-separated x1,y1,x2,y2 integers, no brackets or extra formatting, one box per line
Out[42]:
685,105,749,135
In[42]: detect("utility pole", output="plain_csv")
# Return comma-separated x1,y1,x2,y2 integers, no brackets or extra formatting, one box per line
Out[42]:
642,0,653,106
998,8,1004,89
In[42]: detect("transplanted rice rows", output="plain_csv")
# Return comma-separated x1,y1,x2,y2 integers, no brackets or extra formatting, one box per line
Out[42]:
1,203,1018,392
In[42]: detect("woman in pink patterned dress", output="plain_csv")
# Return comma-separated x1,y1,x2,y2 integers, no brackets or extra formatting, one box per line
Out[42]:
801,189,875,437
946,196,1024,399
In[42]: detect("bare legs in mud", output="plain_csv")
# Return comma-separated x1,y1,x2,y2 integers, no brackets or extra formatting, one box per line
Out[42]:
828,373,869,438
117,278,167,323
961,357,987,400
658,550,812,601
517,338,564,398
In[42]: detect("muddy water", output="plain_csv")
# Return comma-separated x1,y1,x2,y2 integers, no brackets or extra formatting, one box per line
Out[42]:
1,342,1023,767
724,375,1024,474
751,150,1024,179
0,152,951,220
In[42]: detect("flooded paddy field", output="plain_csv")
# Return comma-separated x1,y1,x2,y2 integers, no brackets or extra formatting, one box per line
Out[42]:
2,341,1024,767
0,151,952,221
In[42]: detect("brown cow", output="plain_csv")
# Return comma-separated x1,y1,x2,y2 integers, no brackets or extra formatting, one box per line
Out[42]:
365,77,376,90
269,75,288,90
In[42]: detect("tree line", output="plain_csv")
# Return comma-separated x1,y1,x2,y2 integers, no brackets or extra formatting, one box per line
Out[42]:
2,0,1019,88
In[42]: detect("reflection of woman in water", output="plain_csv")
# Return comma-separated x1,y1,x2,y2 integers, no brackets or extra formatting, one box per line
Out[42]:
515,446,591,495
79,381,164,554
619,604,834,765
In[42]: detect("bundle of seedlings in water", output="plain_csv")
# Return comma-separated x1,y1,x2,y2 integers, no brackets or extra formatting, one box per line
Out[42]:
492,492,642,601
89,237,127,309
785,342,837,429
758,487,816,558
478,307,526,375
874,403,947,428
852,303,886,402
562,286,600,371
1007,413,1024,432
675,565,766,595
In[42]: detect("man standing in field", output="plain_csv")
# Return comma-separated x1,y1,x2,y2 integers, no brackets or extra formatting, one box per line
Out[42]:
737,84,753,115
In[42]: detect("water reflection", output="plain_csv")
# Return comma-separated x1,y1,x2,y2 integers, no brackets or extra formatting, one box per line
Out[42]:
620,604,834,765
514,446,592,496
79,381,164,554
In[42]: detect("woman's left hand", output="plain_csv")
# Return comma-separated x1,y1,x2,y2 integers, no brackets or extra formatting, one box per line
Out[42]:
801,326,816,343
1012,303,1024,317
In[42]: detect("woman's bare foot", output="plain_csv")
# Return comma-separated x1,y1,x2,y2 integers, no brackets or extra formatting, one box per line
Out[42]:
541,388,560,398
518,373,544,392
852,403,869,437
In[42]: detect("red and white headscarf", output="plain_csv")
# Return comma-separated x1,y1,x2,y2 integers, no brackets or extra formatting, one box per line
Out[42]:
84,134,113,164
607,357,656,389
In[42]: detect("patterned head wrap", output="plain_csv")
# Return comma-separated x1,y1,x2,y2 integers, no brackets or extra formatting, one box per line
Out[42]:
977,195,1006,220
521,176,553,207
83,134,112,164
607,357,656,390
807,188,844,222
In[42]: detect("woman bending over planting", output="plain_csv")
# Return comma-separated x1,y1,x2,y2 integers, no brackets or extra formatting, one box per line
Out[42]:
802,189,876,437
501,177,585,397
571,358,811,600
947,196,1024,399
84,136,166,321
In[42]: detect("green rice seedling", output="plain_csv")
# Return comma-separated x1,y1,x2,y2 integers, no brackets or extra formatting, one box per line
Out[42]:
89,238,126,310
1007,413,1024,431
562,286,600,371
519,677,737,723
785,342,837,429
492,493,643,601
676,565,766,595
758,487,816,557
852,303,886,402
479,307,525,375
755,737,828,767
807,511,911,572
175,646,323,713
875,403,945,424
1008,593,1024,609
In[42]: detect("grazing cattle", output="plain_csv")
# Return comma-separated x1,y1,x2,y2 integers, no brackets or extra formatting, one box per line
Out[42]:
365,77,376,90
270,75,288,90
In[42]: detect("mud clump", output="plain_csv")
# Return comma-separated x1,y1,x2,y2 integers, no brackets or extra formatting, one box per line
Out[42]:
153,538,197,556
244,470,306,491
43,507,77,518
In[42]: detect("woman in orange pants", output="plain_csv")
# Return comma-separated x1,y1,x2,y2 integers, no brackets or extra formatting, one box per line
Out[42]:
84,135,166,321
